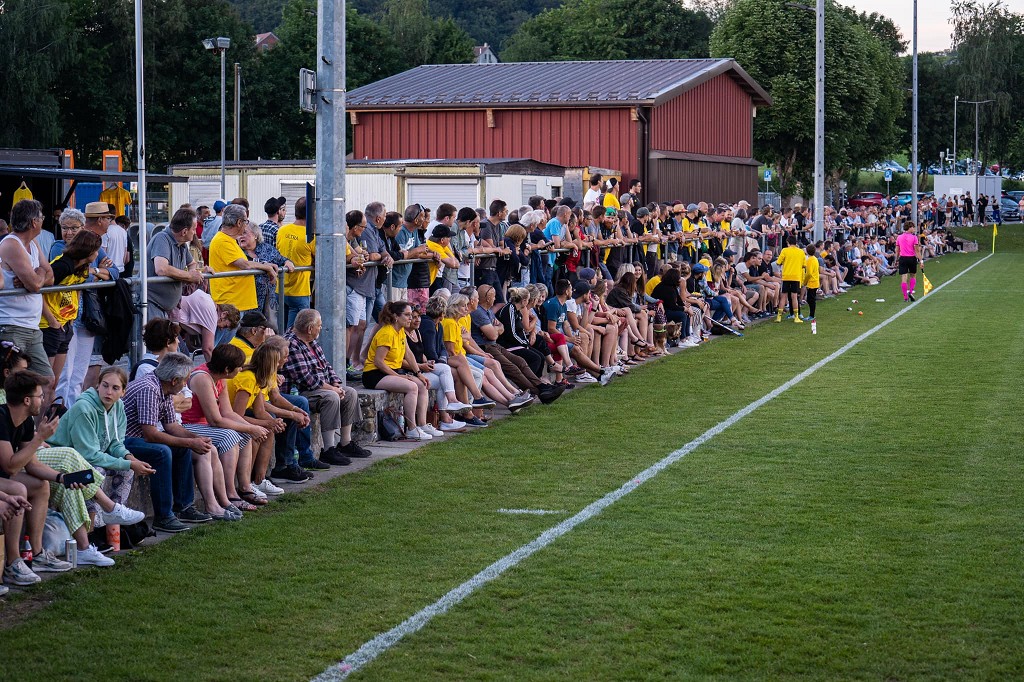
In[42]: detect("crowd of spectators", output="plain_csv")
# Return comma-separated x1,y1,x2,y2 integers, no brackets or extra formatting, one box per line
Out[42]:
0,181,960,593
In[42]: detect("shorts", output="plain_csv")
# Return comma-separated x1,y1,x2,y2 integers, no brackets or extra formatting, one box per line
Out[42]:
0,325,53,379
898,256,918,275
407,288,429,308
345,286,371,326
781,280,801,294
42,323,75,357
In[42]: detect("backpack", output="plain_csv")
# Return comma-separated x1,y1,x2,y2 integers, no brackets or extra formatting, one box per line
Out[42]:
130,358,159,381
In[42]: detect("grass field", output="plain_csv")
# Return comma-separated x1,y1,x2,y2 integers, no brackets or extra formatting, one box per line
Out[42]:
3,225,1023,680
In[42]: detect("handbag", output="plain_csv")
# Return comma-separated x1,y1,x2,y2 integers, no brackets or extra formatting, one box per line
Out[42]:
81,287,107,335
377,407,404,442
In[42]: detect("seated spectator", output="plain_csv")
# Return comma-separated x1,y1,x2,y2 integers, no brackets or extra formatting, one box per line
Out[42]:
420,295,493,427
404,305,470,431
443,294,524,410
46,366,151,533
209,204,277,341
148,206,206,320
651,268,698,348
282,309,369,464
41,230,102,410
1,372,138,579
124,353,227,528
472,284,553,399
362,301,439,440
459,287,532,407
182,344,268,514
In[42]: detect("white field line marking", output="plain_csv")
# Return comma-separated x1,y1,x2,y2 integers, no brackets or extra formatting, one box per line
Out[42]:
496,508,567,515
313,254,992,682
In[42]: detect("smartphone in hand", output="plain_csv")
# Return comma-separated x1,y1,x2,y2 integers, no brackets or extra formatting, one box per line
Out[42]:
62,470,95,488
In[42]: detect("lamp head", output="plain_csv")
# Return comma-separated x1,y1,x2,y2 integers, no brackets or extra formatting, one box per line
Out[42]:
216,36,231,49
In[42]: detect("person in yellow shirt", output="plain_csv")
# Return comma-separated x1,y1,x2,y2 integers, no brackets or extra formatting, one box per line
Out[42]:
425,224,459,291
681,204,701,263
275,196,316,330
602,178,621,209
802,243,821,322
362,301,436,441
209,205,277,342
775,235,806,323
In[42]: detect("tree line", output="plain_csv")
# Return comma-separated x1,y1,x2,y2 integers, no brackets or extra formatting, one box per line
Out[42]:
1,0,1020,199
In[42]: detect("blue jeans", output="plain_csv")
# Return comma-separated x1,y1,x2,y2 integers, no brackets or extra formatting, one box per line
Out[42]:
124,437,194,519
276,393,314,468
284,295,310,330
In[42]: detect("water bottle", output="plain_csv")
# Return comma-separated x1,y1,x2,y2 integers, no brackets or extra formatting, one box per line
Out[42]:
811,320,817,335
290,385,299,396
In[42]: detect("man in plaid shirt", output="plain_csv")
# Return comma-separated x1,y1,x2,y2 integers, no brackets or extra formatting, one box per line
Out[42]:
123,353,216,532
282,309,370,465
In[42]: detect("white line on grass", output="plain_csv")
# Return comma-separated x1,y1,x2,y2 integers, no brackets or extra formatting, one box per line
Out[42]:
312,254,992,682
496,508,568,515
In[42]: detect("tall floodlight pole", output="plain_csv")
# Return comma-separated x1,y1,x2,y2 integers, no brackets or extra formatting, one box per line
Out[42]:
911,0,918,227
813,0,825,241
315,0,348,374
962,99,995,208
203,37,232,198
133,0,149,357
952,95,959,174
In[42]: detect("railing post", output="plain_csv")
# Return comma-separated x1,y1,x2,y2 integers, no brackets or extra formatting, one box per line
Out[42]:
277,270,287,332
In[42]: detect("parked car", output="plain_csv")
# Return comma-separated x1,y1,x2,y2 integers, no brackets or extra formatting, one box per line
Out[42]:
878,160,907,173
998,197,1020,222
1004,190,1024,203
848,192,887,208
895,191,932,206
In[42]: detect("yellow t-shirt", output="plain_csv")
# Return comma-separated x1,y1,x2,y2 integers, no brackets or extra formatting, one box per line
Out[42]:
803,255,820,289
603,193,620,210
682,218,699,252
227,369,274,409
41,257,87,329
209,231,257,311
777,245,806,282
425,239,453,284
698,255,713,282
645,275,661,297
442,318,465,356
99,186,132,217
363,324,407,372
276,223,315,297
229,336,255,363
12,183,33,210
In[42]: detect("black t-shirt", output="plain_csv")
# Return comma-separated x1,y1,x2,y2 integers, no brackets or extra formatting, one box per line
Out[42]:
407,229,431,289
477,223,499,270
0,405,33,478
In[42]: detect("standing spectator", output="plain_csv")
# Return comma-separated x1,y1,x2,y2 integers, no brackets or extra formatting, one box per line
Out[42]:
259,196,287,247
345,210,379,375
202,199,227,247
276,197,316,330
149,206,205,319
209,204,276,341
477,203,510,302
363,201,394,322
238,222,293,330
103,206,131,272
124,353,225,529
0,200,55,378
403,205,435,309
40,230,102,411
282,309,369,464
583,173,603,210
425,224,460,295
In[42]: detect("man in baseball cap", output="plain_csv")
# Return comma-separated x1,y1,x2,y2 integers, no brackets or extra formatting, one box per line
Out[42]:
261,196,287,244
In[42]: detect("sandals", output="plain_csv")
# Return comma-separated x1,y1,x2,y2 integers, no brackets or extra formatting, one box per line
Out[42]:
231,496,261,512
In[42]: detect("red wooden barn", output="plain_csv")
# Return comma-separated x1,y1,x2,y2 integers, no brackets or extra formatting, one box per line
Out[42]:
346,58,771,206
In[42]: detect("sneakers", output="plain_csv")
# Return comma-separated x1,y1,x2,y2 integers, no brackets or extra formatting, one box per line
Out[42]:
301,458,331,471
177,505,213,523
508,393,535,409
472,397,497,408
406,426,433,440
271,464,312,483
443,400,473,412
420,424,444,437
101,503,145,527
793,317,804,324
564,365,586,376
77,544,115,567
464,416,488,428
440,420,466,431
908,292,916,302
775,312,783,323
338,441,372,458
574,372,598,384
247,485,268,502
319,448,352,466
599,368,615,386
31,549,73,573
256,479,285,497
679,338,700,348
0,583,7,596
153,516,191,534
4,558,41,585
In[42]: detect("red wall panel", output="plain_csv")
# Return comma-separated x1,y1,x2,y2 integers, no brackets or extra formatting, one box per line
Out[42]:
354,108,640,181
650,75,753,158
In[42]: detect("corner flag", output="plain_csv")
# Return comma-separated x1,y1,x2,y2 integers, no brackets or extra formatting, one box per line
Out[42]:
993,223,998,254
922,272,933,296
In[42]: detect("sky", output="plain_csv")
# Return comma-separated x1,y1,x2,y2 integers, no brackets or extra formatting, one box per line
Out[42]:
842,0,954,53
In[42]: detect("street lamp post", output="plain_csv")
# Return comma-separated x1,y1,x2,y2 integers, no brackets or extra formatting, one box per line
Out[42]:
952,95,959,174
961,99,994,208
202,37,231,199
911,0,918,227
786,1,825,241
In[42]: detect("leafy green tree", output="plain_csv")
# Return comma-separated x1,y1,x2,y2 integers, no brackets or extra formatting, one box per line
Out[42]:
898,52,959,167
0,0,77,148
951,0,1024,166
710,0,904,198
380,0,473,67
502,0,713,62
227,0,287,34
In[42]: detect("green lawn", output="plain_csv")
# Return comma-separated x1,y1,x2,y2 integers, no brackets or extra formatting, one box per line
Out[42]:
3,229,1022,681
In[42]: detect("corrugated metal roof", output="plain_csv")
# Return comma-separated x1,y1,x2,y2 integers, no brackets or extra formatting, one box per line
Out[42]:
347,59,771,110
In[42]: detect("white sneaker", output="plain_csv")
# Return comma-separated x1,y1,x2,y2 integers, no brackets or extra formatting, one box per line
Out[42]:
599,368,615,386
3,558,41,585
612,365,628,376
422,424,444,437
247,485,268,502
101,503,145,526
679,338,700,348
0,583,8,596
574,372,598,383
443,401,473,412
257,479,284,496
32,548,73,573
407,427,432,441
77,544,115,567
440,420,466,431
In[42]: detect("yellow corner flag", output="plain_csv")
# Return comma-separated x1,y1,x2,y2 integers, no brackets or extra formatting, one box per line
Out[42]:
993,223,998,254
922,272,933,296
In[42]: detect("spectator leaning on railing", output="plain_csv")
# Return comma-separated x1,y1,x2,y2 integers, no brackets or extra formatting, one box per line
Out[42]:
149,206,206,320
276,196,315,330
210,204,276,341
0,200,55,378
